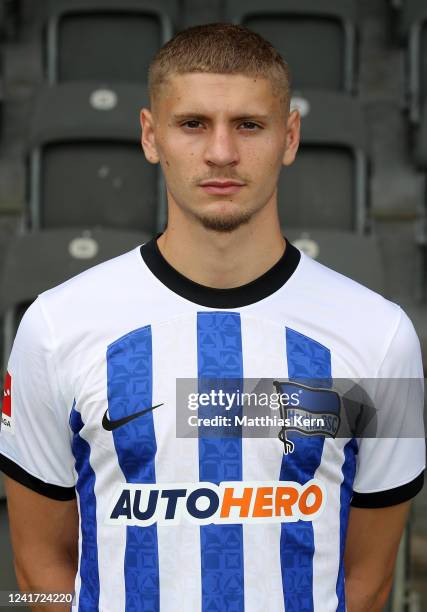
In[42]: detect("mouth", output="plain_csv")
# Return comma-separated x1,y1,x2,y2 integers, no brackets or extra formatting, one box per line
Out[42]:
199,180,246,196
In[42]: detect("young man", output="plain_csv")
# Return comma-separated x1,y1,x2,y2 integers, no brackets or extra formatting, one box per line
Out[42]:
0,23,425,612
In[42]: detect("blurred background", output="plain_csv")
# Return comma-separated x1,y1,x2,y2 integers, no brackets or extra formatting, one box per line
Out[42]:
0,0,426,610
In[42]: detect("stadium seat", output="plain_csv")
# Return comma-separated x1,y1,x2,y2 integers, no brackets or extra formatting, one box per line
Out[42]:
26,82,162,232
0,499,21,597
44,0,176,84
415,98,427,161
225,0,359,94
279,91,369,233
285,229,385,294
414,101,427,230
0,1,5,36
402,0,427,123
0,227,151,371
1,0,22,39
181,0,223,27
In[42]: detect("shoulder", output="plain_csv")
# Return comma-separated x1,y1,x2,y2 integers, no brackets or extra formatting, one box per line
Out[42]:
14,246,145,351
42,245,142,301
289,253,420,375
295,251,401,322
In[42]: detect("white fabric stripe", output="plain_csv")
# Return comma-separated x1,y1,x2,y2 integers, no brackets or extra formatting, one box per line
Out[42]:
312,438,348,612
79,399,127,612
152,316,201,612
240,315,287,612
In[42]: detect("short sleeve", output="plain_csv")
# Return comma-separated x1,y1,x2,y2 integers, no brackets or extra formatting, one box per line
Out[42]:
351,307,425,508
0,297,76,500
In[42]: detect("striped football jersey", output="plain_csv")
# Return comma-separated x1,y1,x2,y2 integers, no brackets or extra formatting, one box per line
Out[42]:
0,237,425,612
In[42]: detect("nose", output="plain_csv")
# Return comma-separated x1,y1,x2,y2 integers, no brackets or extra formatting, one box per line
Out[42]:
204,125,239,168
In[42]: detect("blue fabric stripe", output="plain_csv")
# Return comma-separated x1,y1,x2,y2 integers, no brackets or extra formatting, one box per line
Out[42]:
70,401,100,612
336,439,358,611
280,327,332,612
107,326,159,612
197,312,245,612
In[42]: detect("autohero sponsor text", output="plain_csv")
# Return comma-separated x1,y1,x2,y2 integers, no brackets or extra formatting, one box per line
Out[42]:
107,480,326,527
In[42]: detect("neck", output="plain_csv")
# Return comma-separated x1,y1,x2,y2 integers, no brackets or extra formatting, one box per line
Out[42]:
157,202,285,289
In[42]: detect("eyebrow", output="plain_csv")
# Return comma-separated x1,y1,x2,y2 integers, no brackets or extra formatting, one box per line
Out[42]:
172,113,270,122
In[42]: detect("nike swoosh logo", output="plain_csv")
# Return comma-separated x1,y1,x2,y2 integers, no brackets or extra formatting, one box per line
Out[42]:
102,403,164,431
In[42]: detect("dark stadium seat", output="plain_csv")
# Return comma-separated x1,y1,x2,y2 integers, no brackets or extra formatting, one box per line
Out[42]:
285,229,385,294
44,0,176,84
0,227,151,368
402,0,427,123
0,499,22,601
414,101,427,240
225,0,359,93
26,82,162,232
1,0,22,39
279,91,369,233
414,99,427,165
0,1,5,37
181,0,223,27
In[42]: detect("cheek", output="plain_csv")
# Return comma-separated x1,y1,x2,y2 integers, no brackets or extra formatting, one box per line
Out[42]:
159,151,201,190
244,140,284,173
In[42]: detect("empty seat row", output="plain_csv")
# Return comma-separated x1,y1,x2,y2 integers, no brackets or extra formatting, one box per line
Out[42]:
24,83,370,235
2,1,426,117
41,0,359,94
33,0,427,115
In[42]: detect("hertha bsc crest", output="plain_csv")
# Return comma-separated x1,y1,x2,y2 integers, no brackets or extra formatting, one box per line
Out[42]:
273,380,341,454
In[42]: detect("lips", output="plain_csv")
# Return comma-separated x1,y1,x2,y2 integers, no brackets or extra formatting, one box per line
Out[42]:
200,181,245,195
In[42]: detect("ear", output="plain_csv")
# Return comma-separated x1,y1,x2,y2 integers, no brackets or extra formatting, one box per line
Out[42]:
282,109,301,167
140,108,160,164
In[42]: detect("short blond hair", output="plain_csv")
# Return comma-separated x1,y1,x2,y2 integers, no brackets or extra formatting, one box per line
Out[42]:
148,23,291,111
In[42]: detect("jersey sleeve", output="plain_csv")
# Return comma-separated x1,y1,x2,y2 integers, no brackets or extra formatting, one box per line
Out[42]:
0,297,76,500
351,307,425,508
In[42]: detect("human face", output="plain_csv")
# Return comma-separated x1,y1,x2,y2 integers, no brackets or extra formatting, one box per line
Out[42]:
140,73,300,233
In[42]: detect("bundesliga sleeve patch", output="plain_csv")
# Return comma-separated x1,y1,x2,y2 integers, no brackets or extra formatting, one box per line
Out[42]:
1,371,13,434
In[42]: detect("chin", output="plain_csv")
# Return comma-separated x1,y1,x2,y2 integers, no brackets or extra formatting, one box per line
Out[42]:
197,211,252,233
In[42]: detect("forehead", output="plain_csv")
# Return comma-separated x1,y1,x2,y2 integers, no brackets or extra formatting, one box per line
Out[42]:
154,72,280,116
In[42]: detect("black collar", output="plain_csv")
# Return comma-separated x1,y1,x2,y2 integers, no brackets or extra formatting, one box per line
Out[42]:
140,235,300,308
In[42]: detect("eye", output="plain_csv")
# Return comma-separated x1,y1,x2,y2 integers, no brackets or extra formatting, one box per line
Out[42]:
182,120,203,129
239,121,262,131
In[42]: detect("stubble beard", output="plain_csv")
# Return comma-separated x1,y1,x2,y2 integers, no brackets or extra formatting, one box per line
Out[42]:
196,209,253,233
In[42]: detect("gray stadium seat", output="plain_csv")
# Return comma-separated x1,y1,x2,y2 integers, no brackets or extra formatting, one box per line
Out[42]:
0,499,23,604
27,82,163,232
181,0,223,27
44,0,176,84
402,0,427,123
285,229,385,294
225,0,359,94
1,0,21,39
279,91,369,233
415,99,427,164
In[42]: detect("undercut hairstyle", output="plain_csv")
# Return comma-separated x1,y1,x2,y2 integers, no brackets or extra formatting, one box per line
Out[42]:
148,23,291,112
